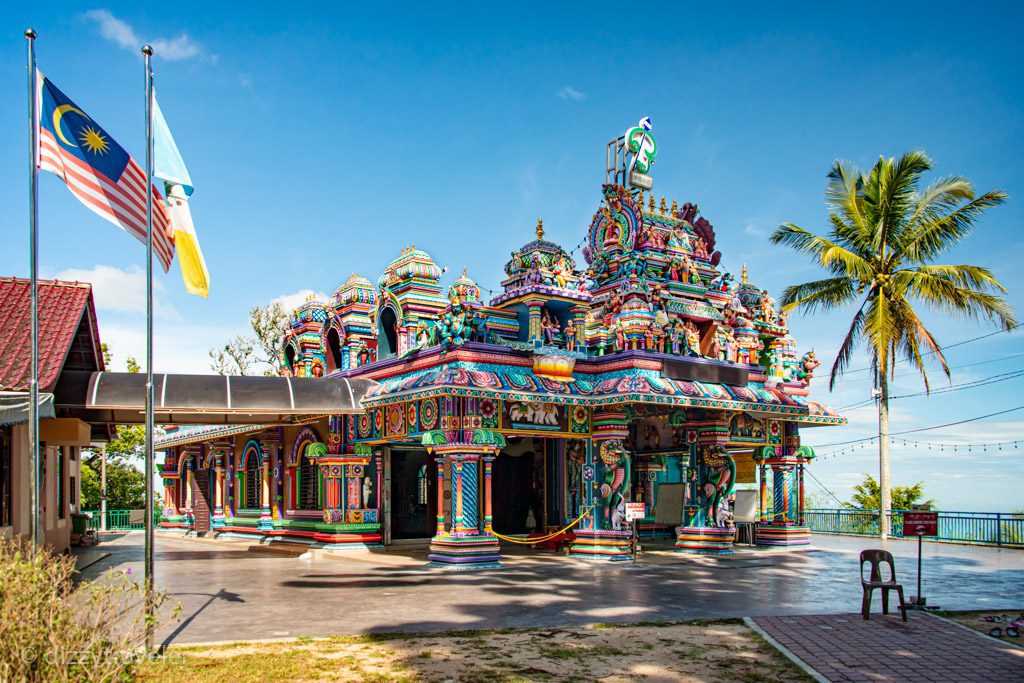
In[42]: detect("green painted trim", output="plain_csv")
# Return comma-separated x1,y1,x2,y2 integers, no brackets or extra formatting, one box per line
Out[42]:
273,519,379,532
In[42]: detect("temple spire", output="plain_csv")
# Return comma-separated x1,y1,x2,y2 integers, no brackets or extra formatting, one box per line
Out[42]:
536,218,544,240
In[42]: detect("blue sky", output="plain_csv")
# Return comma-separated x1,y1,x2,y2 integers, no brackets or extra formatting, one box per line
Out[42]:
2,3,1022,511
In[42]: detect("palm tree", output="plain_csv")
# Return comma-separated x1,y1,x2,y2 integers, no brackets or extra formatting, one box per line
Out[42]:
771,151,1015,539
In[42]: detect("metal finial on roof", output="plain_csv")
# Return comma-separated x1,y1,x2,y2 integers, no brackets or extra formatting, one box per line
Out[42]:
742,264,748,284
536,218,544,240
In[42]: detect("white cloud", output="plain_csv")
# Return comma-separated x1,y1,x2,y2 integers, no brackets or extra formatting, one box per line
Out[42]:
83,9,201,61
99,320,233,374
556,85,586,101
272,289,328,313
744,222,766,237
55,264,180,320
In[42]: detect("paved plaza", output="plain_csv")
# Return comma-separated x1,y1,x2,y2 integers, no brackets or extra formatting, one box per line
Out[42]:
77,532,1024,648
753,612,1024,681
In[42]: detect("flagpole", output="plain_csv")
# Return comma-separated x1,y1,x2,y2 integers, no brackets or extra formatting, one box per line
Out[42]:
25,28,40,551
142,44,156,651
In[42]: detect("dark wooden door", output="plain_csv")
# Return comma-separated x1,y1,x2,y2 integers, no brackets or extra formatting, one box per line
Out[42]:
192,469,212,534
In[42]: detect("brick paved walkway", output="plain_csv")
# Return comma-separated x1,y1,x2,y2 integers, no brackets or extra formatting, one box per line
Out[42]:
752,612,1024,682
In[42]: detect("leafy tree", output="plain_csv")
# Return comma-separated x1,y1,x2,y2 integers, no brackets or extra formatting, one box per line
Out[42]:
209,302,289,376
848,474,934,511
80,460,146,510
771,151,1015,538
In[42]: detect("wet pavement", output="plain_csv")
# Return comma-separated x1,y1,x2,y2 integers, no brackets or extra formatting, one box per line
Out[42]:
77,532,1024,647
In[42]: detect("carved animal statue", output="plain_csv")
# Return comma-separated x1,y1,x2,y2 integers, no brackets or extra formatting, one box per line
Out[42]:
701,446,736,528
599,440,631,529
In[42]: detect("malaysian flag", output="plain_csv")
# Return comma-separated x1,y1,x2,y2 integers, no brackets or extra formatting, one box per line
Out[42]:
36,71,175,271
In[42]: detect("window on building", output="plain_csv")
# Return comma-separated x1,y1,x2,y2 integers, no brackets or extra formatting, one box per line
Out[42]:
57,447,66,519
0,426,11,526
298,455,320,510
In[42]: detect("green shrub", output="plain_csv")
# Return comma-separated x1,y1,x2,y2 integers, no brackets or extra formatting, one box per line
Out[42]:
0,537,176,682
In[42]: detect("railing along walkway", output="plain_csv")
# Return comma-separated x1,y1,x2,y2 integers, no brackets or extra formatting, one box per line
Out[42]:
805,508,1024,548
82,509,161,531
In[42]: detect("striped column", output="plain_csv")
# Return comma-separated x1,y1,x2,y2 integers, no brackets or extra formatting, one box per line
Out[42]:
427,445,501,570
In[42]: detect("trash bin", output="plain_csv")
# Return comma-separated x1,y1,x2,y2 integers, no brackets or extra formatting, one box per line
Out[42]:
71,512,89,536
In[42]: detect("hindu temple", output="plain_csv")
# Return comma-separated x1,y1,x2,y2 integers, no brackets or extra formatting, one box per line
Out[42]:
156,120,844,566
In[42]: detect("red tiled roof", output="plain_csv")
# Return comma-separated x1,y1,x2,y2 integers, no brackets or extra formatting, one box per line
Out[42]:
0,277,104,392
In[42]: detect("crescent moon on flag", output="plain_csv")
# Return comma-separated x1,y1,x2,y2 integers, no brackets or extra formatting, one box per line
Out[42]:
52,104,90,148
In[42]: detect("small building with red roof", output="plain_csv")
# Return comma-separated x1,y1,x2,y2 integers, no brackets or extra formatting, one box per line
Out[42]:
0,277,106,552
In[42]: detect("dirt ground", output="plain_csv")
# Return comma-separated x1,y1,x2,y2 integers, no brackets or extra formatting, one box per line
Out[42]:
138,620,811,683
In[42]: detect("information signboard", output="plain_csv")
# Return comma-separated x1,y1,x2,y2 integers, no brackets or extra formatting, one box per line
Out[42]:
625,503,646,522
902,511,938,537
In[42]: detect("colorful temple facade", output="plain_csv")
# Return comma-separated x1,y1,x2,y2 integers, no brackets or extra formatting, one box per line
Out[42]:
157,122,843,565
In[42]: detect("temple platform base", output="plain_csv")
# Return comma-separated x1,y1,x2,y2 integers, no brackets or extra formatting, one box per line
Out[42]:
675,526,735,555
757,524,811,546
427,534,503,570
569,529,633,561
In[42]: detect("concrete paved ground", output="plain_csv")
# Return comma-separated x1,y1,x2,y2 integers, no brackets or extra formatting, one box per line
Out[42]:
77,532,1024,647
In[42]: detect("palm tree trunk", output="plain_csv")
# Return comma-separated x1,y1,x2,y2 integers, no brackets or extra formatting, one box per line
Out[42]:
878,371,891,540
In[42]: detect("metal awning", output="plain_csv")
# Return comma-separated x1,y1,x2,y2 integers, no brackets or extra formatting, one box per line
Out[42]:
53,371,377,426
0,391,55,426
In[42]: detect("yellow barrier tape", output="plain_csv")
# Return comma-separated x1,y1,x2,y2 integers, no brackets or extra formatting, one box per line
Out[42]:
490,506,595,544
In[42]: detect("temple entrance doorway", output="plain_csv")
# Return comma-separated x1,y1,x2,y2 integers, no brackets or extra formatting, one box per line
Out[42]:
389,449,437,540
492,437,550,536
191,468,212,534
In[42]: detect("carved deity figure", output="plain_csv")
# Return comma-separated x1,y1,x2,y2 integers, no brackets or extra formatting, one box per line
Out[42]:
692,236,710,260
758,289,776,322
551,257,570,289
599,440,631,529
563,320,576,349
701,445,736,528
797,350,820,385
541,312,558,344
683,322,702,357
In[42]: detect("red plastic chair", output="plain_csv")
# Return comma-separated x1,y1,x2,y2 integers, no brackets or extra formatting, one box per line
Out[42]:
860,549,907,621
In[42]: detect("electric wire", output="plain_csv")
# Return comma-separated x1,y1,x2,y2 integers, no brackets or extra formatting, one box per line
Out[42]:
840,323,1020,375
810,403,1024,449
837,368,1024,412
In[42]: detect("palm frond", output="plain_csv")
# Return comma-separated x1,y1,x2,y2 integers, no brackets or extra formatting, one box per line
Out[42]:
770,223,873,280
779,277,858,313
901,190,1008,263
875,151,933,254
828,304,867,391
895,267,1018,329
889,296,949,391
825,160,872,252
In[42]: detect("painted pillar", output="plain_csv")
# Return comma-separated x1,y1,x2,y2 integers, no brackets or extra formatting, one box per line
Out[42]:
798,464,805,525
676,419,735,555
570,410,633,561
427,445,501,569
759,463,768,523
435,456,446,535
570,305,587,353
212,449,226,529
526,300,544,348
227,437,235,517
258,448,273,530
483,454,494,534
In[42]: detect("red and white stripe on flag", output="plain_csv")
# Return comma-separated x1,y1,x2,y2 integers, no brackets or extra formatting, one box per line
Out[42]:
38,127,176,271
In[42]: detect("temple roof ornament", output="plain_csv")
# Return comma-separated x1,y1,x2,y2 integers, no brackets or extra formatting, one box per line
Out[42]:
448,267,482,305
331,273,376,310
377,245,443,289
